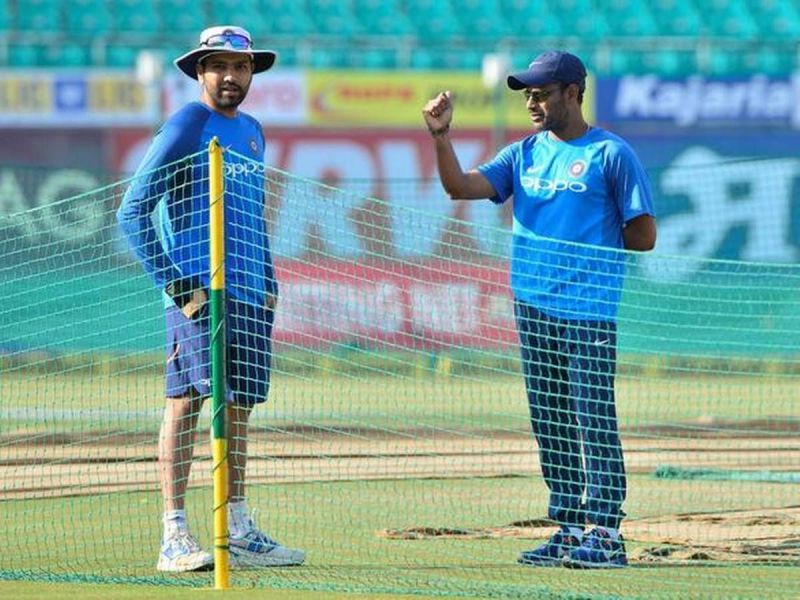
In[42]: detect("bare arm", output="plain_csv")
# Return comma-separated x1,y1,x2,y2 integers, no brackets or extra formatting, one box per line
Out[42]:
623,214,656,251
422,91,496,200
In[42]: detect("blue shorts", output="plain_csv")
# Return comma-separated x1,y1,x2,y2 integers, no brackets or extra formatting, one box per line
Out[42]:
165,298,275,407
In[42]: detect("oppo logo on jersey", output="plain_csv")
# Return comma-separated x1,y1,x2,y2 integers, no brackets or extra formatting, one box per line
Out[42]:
224,161,266,177
520,176,588,193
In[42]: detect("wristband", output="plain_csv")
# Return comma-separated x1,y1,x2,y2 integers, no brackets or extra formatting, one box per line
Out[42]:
428,124,450,137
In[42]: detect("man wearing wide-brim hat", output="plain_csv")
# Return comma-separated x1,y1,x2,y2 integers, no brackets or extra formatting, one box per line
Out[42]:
117,26,305,572
175,25,277,80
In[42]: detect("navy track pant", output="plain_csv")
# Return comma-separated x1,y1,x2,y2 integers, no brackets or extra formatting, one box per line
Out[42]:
514,299,626,529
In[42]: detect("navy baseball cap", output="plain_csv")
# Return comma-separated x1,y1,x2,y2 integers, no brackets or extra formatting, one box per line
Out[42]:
507,51,587,90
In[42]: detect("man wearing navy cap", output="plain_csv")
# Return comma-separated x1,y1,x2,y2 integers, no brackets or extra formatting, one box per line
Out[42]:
423,51,656,569
118,26,304,572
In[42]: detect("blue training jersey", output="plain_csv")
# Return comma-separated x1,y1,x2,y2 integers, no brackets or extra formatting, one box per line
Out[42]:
478,126,654,322
117,102,276,308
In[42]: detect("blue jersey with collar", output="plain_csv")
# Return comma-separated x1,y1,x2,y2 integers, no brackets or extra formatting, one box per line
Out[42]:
478,126,654,321
117,101,276,308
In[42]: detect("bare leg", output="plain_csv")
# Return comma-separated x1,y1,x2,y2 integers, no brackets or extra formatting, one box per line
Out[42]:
159,396,205,512
228,403,253,502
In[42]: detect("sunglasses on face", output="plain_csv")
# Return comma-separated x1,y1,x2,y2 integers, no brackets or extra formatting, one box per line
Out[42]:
201,32,252,50
522,86,563,104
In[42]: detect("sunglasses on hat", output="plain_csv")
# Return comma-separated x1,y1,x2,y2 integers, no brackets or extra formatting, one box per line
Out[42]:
201,32,252,51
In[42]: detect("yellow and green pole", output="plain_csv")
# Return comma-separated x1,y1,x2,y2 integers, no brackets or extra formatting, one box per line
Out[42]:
208,137,230,589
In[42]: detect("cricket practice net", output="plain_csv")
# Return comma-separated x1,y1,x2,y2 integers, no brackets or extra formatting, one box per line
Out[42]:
1,149,798,599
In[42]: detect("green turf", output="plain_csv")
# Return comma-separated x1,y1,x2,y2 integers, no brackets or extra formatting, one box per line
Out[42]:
3,371,797,597
0,581,478,600
2,475,798,598
3,370,795,433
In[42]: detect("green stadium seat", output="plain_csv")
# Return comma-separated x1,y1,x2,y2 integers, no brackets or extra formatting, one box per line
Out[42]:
230,15,272,37
705,45,746,74
609,47,697,76
346,47,397,69
530,0,608,40
407,13,464,40
41,43,90,67
748,46,795,74
157,0,207,34
116,0,149,8
700,0,759,38
746,0,800,39
0,0,790,78
500,2,567,38
261,7,315,36
6,43,41,67
446,48,484,71
206,0,273,37
309,1,362,37
641,49,698,76
604,0,660,37
409,47,439,70
105,44,139,68
271,45,297,67
65,0,112,35
112,1,160,39
160,44,187,69
356,12,414,36
608,48,649,75
518,0,603,41
0,0,10,32
15,0,62,32
354,0,415,36
405,0,464,39
650,0,703,36
208,0,258,25
309,46,348,68
455,0,512,38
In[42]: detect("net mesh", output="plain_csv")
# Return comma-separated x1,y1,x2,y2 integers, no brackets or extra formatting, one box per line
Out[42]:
1,149,798,599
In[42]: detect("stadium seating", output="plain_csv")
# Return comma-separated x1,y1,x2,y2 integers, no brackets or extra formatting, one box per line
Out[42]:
0,0,10,33
13,0,62,33
65,0,113,36
0,0,796,74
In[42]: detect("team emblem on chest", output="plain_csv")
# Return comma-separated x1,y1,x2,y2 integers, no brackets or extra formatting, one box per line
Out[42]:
568,159,587,178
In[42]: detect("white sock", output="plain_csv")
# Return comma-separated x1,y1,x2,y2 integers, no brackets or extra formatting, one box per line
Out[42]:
596,526,619,540
228,501,250,537
567,527,584,541
163,509,187,537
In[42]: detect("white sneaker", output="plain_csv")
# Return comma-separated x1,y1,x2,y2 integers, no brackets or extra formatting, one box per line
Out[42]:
229,515,305,569
156,531,214,572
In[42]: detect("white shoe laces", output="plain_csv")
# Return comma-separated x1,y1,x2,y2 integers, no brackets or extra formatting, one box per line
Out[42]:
166,530,202,553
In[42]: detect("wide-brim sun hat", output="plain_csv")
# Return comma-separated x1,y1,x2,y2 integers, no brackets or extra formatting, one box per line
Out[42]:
174,25,277,79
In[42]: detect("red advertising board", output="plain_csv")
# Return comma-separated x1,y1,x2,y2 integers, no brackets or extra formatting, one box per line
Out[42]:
272,259,516,349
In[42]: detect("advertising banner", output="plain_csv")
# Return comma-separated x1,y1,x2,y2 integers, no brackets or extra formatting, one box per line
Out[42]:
0,70,156,127
0,67,596,130
307,69,595,128
272,259,515,348
4,126,799,286
619,131,800,281
597,74,800,129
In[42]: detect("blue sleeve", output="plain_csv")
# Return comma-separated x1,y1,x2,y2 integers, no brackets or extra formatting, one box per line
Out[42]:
116,110,206,288
476,142,517,204
608,142,656,223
